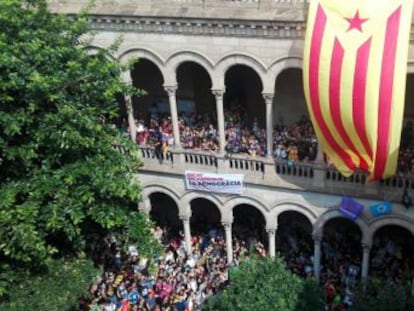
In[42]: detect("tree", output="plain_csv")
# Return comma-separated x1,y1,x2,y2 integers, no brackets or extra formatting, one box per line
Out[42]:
204,256,324,311
0,0,159,299
352,278,414,311
2,257,99,311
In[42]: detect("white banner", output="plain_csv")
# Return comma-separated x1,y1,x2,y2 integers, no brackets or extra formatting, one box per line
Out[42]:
185,171,244,194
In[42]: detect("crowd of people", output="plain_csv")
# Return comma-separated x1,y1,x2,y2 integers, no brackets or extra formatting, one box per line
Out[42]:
370,229,413,282
319,225,362,310
395,121,414,176
115,105,318,164
275,217,414,311
276,223,357,310
112,106,414,176
82,221,414,311
82,226,266,311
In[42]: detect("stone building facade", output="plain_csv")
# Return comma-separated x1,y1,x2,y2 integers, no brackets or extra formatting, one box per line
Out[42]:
50,0,414,280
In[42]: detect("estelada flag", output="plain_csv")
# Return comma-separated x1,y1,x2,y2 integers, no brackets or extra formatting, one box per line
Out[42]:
303,0,413,181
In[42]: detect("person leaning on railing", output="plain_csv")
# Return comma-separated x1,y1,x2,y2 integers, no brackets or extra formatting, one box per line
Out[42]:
121,112,414,175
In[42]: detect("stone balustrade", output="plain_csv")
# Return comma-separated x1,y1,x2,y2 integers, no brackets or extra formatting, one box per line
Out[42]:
138,146,174,163
183,151,218,167
326,167,367,184
275,159,314,178
228,154,265,173
136,146,414,202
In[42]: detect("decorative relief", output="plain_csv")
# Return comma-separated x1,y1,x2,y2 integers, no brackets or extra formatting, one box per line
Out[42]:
164,85,178,96
212,89,225,99
87,15,306,40
59,2,413,42
262,93,274,104
266,228,276,235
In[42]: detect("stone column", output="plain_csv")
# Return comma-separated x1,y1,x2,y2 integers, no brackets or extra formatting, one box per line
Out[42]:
312,143,326,189
316,144,325,163
212,89,226,154
267,228,276,258
263,93,274,158
120,74,137,144
223,222,233,265
180,216,192,255
313,235,322,281
361,244,371,280
164,85,181,149
125,94,137,143
138,199,151,215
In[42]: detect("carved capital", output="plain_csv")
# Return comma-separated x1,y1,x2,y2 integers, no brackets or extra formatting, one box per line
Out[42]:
312,234,323,243
138,200,150,214
212,89,225,99
122,80,133,87
222,221,232,229
179,214,190,222
120,71,133,86
362,243,372,252
164,85,178,96
266,228,276,235
262,93,274,104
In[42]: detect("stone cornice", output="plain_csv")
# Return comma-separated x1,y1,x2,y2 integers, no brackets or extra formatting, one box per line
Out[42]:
51,1,414,42
78,14,414,43
85,14,306,40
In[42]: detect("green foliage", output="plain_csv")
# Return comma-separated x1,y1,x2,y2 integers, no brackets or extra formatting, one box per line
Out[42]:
352,278,413,311
1,257,99,311
0,0,159,300
204,256,324,311
123,211,163,258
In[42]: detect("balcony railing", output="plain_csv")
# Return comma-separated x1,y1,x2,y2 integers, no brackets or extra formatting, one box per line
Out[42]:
275,160,314,178
138,146,174,163
184,151,218,167
136,146,414,201
325,167,367,184
228,154,264,173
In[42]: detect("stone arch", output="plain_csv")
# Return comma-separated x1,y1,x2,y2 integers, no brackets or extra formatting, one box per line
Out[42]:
276,209,315,266
313,209,371,246
215,53,267,90
225,196,270,228
367,215,414,243
181,191,225,220
267,56,303,92
268,56,302,76
142,184,182,214
117,47,166,82
271,202,318,229
165,50,214,86
272,63,307,125
84,45,116,60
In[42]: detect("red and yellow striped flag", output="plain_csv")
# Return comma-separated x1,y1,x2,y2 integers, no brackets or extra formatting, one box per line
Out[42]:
303,0,413,181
